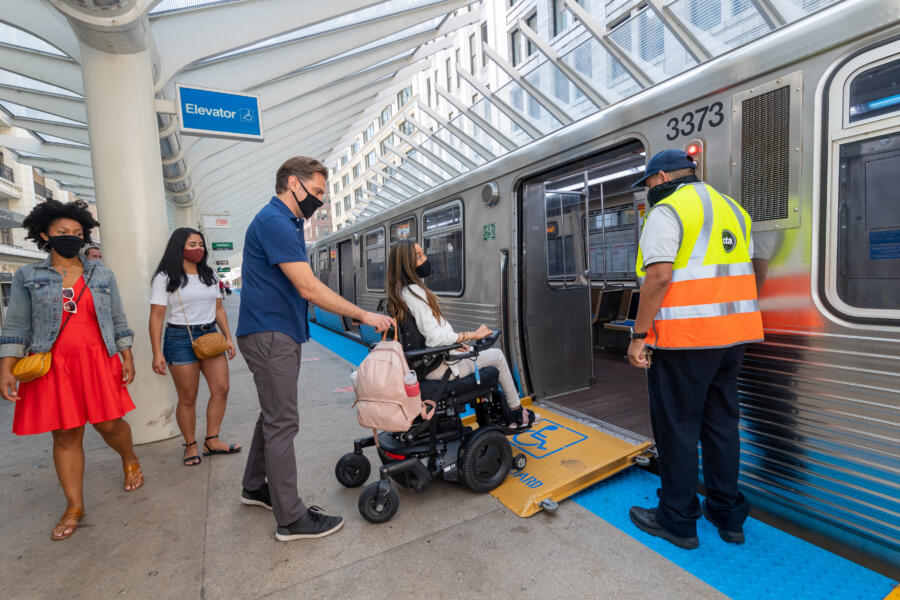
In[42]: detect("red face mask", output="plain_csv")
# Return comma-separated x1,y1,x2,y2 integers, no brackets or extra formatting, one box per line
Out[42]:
183,248,204,263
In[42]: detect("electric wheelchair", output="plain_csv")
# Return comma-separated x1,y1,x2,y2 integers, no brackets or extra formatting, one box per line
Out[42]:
334,319,529,524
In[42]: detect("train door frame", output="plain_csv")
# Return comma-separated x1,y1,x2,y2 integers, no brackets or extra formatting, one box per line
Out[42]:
338,239,356,329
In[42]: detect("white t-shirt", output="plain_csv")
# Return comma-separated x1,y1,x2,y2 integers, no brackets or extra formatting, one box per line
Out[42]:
638,200,755,269
150,273,219,325
401,284,464,376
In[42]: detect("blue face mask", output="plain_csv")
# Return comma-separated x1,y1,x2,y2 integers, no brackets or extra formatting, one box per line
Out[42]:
88,258,102,266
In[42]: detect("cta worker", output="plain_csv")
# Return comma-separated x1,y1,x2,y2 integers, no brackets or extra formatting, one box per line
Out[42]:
626,149,763,549
236,156,393,542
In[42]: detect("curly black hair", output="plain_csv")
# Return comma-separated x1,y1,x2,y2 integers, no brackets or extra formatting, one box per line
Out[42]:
23,199,100,251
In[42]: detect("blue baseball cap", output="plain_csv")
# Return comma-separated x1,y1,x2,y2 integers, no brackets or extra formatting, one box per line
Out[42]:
632,149,697,187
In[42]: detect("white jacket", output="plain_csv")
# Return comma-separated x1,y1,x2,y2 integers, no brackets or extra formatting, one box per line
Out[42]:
401,284,462,376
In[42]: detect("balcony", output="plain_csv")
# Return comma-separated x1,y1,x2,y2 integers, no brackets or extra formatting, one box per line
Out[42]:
0,165,21,201
33,181,52,200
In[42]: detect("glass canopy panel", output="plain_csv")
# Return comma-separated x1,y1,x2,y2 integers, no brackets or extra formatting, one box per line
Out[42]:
492,79,561,135
467,97,533,146
32,133,88,147
451,113,506,157
523,60,595,122
0,69,82,98
0,100,84,125
434,122,489,164
190,2,446,66
0,23,68,57
608,6,697,80
775,0,842,14
150,0,246,16
560,39,641,104
419,137,473,173
666,0,772,53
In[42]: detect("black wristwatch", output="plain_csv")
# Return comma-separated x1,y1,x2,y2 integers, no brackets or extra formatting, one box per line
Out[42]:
629,328,647,340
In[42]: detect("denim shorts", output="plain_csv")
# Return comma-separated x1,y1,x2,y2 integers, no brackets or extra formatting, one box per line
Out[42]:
163,323,218,365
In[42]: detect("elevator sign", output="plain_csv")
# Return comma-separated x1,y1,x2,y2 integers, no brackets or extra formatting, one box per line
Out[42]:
175,84,263,142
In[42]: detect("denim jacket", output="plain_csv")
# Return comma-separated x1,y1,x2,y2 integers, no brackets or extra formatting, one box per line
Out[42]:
0,255,134,358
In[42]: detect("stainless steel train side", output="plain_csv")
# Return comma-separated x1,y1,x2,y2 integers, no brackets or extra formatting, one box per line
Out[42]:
309,0,900,573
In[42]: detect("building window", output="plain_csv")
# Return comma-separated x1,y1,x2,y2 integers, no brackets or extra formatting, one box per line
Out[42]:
397,86,412,106
332,183,340,195
340,154,348,166
342,174,350,188
469,33,477,74
1,229,12,245
365,227,386,290
365,151,376,168
481,22,488,68
423,201,464,294
343,196,351,211
351,140,360,155
525,12,537,56
552,0,573,37
352,163,361,179
380,135,394,156
334,201,341,216
354,187,363,203
445,57,452,91
509,28,522,66
689,0,722,30
364,123,375,142
399,120,414,135
455,48,461,88
380,105,392,126
367,180,376,193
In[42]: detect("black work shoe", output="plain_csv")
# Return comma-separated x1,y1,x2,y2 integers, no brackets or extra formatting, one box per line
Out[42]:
275,506,344,541
629,506,699,550
241,484,272,511
701,500,745,544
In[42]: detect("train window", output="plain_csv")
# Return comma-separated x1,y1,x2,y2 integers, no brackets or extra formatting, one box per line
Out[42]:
848,57,900,123
544,189,587,283
423,201,464,294
823,44,900,322
316,248,330,285
365,228,386,291
389,216,417,245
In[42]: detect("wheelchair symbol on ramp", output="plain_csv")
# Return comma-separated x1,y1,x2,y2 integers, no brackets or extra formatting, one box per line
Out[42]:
511,419,587,459
239,108,255,122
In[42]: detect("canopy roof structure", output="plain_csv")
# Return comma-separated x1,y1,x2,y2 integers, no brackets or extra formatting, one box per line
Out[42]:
0,0,843,261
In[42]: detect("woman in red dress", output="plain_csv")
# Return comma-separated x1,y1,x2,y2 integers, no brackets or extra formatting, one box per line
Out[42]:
0,200,142,541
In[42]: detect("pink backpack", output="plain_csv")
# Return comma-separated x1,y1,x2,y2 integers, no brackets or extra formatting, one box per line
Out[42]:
353,331,435,438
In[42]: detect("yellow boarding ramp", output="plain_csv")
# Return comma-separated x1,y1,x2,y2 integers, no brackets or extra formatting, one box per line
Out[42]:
466,398,652,517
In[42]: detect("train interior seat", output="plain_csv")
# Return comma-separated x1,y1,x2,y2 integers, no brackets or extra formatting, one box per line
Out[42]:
604,290,640,332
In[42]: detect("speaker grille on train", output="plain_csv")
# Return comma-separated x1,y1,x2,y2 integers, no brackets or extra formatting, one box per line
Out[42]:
740,85,790,221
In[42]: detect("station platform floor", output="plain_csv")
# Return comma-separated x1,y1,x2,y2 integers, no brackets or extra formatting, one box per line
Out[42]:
0,296,896,599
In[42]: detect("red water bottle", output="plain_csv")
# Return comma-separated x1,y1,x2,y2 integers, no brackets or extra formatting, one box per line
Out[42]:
404,371,420,397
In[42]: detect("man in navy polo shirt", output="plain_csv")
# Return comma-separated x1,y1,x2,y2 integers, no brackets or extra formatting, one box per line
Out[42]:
236,156,393,542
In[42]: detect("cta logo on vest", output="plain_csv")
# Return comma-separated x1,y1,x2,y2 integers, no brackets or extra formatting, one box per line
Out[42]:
722,229,737,253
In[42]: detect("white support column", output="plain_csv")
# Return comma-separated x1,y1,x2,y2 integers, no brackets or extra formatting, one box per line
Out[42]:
78,43,178,444
173,202,197,229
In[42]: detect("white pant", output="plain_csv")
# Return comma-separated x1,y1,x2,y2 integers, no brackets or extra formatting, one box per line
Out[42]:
425,347,521,409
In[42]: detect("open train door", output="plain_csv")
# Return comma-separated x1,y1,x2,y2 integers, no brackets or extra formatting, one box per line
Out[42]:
520,181,593,398
338,239,356,330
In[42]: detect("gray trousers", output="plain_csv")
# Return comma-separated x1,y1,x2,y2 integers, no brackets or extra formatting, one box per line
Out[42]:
238,331,307,526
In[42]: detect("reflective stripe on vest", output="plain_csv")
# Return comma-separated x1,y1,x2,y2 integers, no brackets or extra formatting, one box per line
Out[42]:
636,183,764,349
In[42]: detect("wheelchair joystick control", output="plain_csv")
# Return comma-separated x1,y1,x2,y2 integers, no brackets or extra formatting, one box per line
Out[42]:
404,371,420,398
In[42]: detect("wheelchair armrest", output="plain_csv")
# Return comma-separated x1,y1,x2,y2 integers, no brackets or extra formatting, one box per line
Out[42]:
405,343,463,361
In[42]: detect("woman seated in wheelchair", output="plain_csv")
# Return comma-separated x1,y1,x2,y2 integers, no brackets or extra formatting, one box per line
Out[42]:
386,240,535,428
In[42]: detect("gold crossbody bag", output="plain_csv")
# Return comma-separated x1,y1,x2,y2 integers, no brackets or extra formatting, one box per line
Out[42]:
13,267,95,383
176,287,227,360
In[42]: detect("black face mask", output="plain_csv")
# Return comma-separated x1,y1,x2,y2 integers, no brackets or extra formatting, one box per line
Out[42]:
47,235,84,258
292,180,324,219
415,259,431,279
647,174,700,206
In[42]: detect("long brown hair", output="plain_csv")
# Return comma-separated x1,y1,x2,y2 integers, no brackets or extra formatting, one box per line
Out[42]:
387,239,444,324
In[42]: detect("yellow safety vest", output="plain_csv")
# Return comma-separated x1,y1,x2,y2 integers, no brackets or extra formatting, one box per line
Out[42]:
636,182,764,349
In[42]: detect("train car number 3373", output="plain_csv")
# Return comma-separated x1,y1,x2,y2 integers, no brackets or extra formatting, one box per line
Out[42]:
665,101,725,140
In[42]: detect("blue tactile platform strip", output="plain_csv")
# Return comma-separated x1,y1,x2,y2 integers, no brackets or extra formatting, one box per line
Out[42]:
573,468,897,600
309,321,897,600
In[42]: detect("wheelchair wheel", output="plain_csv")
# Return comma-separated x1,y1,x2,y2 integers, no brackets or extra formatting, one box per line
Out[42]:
460,429,512,493
358,482,400,524
335,453,371,488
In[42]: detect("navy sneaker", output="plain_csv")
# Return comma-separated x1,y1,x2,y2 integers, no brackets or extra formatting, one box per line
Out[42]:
629,506,699,549
275,506,344,541
241,484,272,511
701,500,745,544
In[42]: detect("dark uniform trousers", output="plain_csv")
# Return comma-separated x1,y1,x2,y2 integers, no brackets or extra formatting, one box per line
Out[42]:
646,344,751,538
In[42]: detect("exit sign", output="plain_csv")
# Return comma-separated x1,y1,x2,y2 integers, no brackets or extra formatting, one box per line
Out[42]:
217,267,231,273
211,242,233,250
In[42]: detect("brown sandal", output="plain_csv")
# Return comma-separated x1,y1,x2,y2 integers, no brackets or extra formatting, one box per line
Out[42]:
51,507,83,541
123,461,144,492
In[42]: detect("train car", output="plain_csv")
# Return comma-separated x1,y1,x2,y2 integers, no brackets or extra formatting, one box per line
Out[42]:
309,0,900,573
